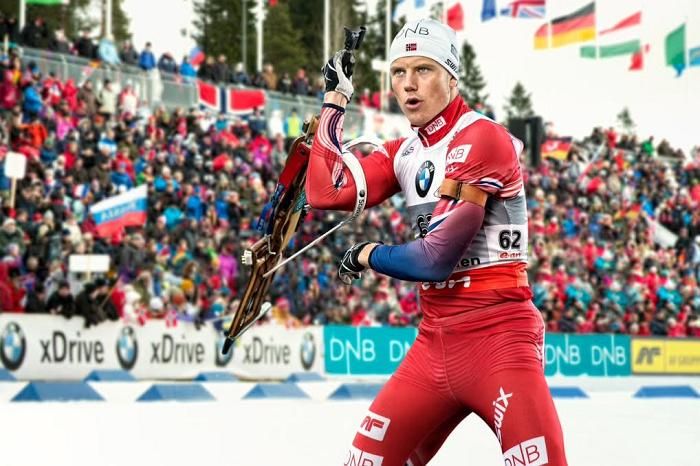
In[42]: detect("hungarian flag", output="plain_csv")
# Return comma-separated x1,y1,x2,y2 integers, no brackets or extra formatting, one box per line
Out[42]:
541,137,572,161
580,12,641,59
500,0,545,19
535,2,595,49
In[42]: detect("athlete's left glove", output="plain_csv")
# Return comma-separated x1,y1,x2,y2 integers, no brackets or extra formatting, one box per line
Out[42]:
322,49,355,102
338,241,372,285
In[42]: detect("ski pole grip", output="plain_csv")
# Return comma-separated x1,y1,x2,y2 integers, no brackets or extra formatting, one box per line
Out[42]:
341,26,367,77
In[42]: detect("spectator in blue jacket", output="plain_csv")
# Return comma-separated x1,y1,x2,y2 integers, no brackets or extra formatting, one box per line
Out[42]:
180,56,197,81
138,42,156,71
22,80,43,119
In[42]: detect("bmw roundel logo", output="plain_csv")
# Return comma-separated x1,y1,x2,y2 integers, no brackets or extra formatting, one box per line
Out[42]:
415,161,435,198
215,335,234,367
116,327,138,370
0,322,26,371
300,332,316,371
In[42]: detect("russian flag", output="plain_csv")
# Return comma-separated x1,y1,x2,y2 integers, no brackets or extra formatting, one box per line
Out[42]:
90,185,148,238
189,46,205,68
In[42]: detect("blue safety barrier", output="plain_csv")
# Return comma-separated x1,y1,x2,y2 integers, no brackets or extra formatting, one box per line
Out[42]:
329,383,384,400
84,370,136,382
12,382,104,402
243,383,309,399
138,384,215,402
634,385,700,398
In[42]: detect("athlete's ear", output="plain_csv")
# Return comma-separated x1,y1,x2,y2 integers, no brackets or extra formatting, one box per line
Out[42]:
449,77,458,88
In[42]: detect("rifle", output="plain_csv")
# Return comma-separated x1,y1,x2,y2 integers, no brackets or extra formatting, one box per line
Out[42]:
221,27,367,355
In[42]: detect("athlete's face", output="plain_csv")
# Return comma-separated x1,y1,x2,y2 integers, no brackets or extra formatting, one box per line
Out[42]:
390,56,458,127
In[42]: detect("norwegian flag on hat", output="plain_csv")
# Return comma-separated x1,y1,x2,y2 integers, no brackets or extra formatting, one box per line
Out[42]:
406,43,417,51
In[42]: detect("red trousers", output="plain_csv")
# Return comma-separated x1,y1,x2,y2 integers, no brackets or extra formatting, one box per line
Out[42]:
344,300,567,466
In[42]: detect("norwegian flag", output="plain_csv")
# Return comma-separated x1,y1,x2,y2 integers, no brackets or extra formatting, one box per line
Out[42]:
406,43,417,51
197,81,266,115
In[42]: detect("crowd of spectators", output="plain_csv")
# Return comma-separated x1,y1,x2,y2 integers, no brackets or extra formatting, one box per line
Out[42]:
1,17,700,337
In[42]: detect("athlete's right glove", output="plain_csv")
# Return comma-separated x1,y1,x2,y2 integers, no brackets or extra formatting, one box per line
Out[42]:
322,49,355,102
338,241,372,285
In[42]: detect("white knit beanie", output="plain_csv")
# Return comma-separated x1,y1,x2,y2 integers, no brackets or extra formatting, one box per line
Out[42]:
389,18,461,80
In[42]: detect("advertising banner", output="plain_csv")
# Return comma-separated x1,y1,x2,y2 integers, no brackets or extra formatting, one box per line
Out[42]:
544,334,631,376
632,338,700,374
323,327,631,377
228,325,324,379
0,315,322,380
324,326,418,375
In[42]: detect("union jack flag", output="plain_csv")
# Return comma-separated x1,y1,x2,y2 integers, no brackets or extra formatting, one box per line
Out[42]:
500,0,545,18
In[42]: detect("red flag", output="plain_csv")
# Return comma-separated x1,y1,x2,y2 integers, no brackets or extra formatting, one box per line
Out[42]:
269,0,278,6
447,3,464,31
629,44,650,71
227,88,266,115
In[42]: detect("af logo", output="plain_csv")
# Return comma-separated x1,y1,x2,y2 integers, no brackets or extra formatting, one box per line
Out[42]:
0,322,26,371
300,332,316,371
216,334,234,367
116,326,138,370
415,160,435,197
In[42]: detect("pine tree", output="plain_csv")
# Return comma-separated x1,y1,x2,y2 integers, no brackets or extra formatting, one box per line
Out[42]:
504,81,534,121
617,107,635,135
263,3,308,77
459,41,488,107
193,0,256,72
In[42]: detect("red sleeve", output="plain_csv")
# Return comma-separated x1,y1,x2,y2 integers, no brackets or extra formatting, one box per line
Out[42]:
306,104,403,211
445,119,523,198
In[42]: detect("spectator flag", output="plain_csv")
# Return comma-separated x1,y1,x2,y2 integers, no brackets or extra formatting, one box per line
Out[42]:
541,137,572,161
482,0,497,22
629,44,650,71
197,81,266,115
446,3,464,31
689,46,700,67
665,24,686,76
535,2,595,49
580,11,641,59
90,185,148,238
188,46,205,68
500,0,545,19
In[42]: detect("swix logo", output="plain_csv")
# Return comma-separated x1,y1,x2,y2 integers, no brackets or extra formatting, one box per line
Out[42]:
421,275,471,291
503,436,549,466
493,387,513,446
425,116,446,135
636,346,661,365
446,144,471,164
358,411,390,441
445,59,458,73
406,43,417,51
344,446,383,466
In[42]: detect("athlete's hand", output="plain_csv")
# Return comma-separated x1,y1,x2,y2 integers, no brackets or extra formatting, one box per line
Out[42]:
338,241,372,285
322,49,355,102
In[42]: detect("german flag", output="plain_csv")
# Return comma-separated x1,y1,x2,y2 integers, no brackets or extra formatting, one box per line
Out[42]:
541,138,572,160
534,2,596,49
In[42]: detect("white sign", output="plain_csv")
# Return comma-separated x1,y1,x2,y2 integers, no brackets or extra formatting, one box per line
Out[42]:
69,255,111,273
228,325,324,379
4,152,26,179
0,315,323,381
371,59,388,71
